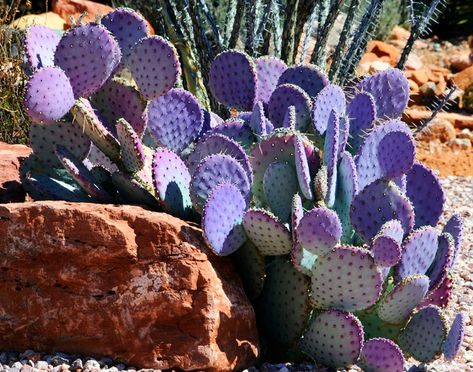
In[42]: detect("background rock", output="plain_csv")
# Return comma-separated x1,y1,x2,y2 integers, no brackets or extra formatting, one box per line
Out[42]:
0,142,31,203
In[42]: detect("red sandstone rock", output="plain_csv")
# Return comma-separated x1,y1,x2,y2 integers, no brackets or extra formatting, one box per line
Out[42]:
453,65,473,91
416,118,456,143
403,109,473,130
367,40,400,66
0,202,259,371
0,142,31,203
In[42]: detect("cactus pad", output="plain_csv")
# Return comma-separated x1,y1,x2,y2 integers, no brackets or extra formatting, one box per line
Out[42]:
283,105,296,129
263,162,298,222
198,110,223,139
111,171,160,208
29,120,91,168
24,67,75,124
202,183,247,256
101,8,149,66
378,219,404,242
231,240,265,300
323,111,339,207
129,35,181,100
418,274,453,309
277,64,328,98
24,25,60,69
255,56,287,104
248,101,268,137
268,84,312,130
256,257,311,345
54,23,121,98
371,235,401,267
347,92,376,152
116,119,145,173
357,69,409,119
209,119,256,149
296,208,342,256
301,310,364,368
92,77,147,136
398,305,447,362
190,154,251,212
406,162,445,228
378,275,429,324
427,233,454,290
243,209,292,255
355,120,415,190
312,84,346,135
350,179,414,242
209,50,257,110
442,214,463,266
359,338,404,372
147,88,203,152
443,313,465,360
294,135,313,200
311,246,383,311
395,227,438,282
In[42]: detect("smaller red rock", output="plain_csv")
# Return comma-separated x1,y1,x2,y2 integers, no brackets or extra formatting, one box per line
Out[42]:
0,142,31,203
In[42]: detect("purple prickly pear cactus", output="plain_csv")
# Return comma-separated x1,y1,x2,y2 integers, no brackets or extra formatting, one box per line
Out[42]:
427,232,454,290
277,64,329,98
268,84,312,130
418,275,453,309
323,111,339,207
208,119,256,149
371,235,401,267
442,214,463,266
198,110,223,139
443,313,465,361
54,23,121,98
359,338,404,372
101,7,150,66
347,92,376,152
248,101,269,137
129,36,181,100
282,105,296,130
116,118,145,173
209,50,257,111
24,66,75,124
294,135,313,200
24,25,60,69
147,88,203,152
311,84,346,135
255,56,287,104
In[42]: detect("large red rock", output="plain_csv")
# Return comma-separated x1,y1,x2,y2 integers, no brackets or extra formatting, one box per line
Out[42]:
0,202,259,371
0,142,31,203
52,0,113,26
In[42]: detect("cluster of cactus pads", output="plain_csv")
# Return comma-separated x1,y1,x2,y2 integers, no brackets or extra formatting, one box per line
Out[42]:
21,8,465,371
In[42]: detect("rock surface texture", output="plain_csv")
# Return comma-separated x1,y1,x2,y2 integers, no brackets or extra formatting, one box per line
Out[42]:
0,201,258,371
0,142,31,203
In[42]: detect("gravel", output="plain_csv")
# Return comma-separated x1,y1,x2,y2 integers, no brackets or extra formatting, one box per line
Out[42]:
0,177,471,372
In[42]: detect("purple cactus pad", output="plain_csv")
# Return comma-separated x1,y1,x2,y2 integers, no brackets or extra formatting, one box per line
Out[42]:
255,56,287,104
294,135,313,200
311,246,383,311
282,105,296,130
129,35,181,100
442,214,464,266
111,171,159,208
347,92,376,152
350,179,415,242
54,23,121,98
198,110,223,139
248,101,269,137
443,313,465,360
357,68,409,119
202,183,247,256
312,84,346,135
24,67,75,124
359,338,404,372
418,275,453,309
147,88,203,152
101,8,150,66
242,209,292,256
371,235,401,267
24,25,60,69
427,233,454,290
209,50,257,111
277,64,329,98
338,116,350,156
208,119,256,149
268,84,312,130
296,207,341,256
116,118,145,173
301,310,364,368
406,162,445,228
323,111,339,207
378,219,404,242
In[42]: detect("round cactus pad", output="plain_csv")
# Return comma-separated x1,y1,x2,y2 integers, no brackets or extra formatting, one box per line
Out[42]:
24,67,75,124
357,68,409,119
418,274,453,309
255,56,287,104
231,240,265,300
186,133,252,181
268,84,312,130
355,119,415,190
101,8,149,65
202,183,247,256
277,64,328,98
301,310,364,368
190,154,251,212
323,111,339,207
311,246,383,311
208,119,256,150
92,78,147,136
378,275,429,324
359,338,404,372
406,162,445,228
294,135,313,200
116,119,145,173
312,84,346,135
152,148,192,217
147,88,203,152
371,235,401,267
350,179,414,242
347,92,376,152
30,120,91,168
378,219,404,242
209,50,257,111
395,227,438,282
427,233,454,290
263,162,298,222
398,305,447,362
25,25,60,69
257,257,311,345
243,209,292,256
442,214,463,266
296,208,341,256
129,35,181,100
54,23,121,98
443,313,465,360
